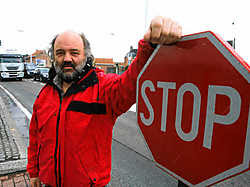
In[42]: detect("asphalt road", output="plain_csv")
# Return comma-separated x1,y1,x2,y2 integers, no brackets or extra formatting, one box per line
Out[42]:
0,79,249,186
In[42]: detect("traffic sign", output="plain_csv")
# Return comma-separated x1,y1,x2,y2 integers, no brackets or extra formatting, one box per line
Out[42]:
136,31,250,186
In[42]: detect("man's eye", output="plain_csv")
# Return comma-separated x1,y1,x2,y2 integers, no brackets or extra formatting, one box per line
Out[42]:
71,52,79,56
56,51,64,56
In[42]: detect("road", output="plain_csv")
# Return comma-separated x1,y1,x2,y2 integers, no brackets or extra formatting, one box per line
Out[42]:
0,79,177,186
0,79,249,187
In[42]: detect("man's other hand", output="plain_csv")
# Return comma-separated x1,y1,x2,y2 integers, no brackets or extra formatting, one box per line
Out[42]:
144,16,182,45
30,177,41,187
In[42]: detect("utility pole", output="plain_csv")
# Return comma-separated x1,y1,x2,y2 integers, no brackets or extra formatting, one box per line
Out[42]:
145,0,149,31
232,21,236,49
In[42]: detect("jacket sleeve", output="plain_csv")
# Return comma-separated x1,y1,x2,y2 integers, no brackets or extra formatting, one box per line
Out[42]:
27,103,39,178
101,39,155,118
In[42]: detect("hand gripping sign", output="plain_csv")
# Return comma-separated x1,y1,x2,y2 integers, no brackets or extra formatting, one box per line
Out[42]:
136,31,249,186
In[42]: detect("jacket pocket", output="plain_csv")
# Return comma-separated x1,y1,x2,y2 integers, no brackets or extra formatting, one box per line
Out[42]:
38,144,55,185
77,148,99,185
36,104,57,131
36,103,57,147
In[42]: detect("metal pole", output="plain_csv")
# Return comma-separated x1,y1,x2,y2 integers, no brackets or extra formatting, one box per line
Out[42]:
145,0,149,30
178,180,189,187
232,21,236,49
233,37,236,49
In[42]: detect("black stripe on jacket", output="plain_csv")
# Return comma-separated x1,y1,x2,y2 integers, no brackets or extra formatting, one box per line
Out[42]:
67,101,106,114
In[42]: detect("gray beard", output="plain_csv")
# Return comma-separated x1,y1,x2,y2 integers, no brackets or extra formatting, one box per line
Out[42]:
54,61,86,83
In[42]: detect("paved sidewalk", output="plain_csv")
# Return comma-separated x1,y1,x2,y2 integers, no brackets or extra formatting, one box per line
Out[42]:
0,171,29,187
0,111,20,163
0,90,28,187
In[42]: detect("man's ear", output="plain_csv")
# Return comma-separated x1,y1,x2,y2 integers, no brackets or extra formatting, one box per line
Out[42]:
86,55,94,67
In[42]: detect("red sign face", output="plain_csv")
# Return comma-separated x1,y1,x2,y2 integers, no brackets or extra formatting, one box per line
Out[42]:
136,31,250,186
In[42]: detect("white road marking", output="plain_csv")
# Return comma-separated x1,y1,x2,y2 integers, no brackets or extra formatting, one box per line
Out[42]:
129,104,136,112
0,84,32,120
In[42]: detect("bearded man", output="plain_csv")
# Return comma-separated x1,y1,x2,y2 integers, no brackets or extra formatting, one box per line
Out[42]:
27,16,182,187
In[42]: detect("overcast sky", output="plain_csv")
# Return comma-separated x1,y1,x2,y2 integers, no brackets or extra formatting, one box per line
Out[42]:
0,0,249,63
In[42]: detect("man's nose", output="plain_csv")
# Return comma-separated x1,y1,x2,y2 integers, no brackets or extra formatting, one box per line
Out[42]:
64,53,72,62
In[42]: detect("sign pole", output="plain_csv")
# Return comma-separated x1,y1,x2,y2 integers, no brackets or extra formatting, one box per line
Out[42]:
178,180,189,187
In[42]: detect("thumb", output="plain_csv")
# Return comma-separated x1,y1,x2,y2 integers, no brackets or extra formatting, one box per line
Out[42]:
144,29,151,41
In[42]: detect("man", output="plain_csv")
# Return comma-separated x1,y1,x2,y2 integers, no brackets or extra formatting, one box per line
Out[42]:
27,16,182,187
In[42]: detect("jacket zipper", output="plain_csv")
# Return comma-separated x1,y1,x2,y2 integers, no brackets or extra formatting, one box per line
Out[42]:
54,92,62,187
37,144,41,171
97,79,99,101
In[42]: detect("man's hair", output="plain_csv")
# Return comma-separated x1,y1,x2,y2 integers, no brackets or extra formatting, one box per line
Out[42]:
48,32,94,62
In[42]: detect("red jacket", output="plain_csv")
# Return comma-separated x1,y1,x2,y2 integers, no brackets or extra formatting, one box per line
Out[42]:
27,40,154,187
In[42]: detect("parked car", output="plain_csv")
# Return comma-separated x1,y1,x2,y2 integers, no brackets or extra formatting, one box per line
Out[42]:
24,63,36,78
33,67,50,82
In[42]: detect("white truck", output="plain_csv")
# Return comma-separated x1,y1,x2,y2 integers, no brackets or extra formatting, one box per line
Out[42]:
0,54,24,81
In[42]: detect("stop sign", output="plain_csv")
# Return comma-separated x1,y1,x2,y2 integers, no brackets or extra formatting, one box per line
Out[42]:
136,31,249,186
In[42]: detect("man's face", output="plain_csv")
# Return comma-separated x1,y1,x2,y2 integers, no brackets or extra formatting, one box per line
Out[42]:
53,31,86,82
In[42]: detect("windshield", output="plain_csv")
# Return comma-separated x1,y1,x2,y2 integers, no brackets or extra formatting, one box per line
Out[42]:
40,68,49,73
26,64,36,69
0,58,21,63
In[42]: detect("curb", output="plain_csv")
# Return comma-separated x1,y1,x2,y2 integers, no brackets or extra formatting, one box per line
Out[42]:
0,93,27,175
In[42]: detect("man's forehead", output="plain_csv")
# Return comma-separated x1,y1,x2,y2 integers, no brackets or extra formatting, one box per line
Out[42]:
54,31,84,49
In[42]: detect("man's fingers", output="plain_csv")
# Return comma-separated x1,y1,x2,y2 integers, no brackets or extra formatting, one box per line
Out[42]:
162,18,172,36
150,17,163,43
145,16,182,45
161,18,180,44
160,18,173,44
144,16,164,44
177,25,182,38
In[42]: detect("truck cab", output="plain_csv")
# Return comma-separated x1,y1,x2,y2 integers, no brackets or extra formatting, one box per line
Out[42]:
0,54,24,81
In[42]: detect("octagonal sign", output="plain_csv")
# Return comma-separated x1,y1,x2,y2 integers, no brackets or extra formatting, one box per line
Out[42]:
136,31,250,186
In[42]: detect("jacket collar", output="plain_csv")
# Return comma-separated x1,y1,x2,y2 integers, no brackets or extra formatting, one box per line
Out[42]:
47,68,98,97
64,69,98,97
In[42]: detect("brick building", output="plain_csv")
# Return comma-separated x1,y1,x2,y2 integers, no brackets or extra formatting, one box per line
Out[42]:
94,58,116,74
23,50,51,67
94,46,137,75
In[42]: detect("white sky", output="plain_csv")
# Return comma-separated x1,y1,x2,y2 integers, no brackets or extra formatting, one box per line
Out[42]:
0,0,249,63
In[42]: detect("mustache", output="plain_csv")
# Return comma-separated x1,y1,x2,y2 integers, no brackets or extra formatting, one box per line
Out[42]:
62,61,75,68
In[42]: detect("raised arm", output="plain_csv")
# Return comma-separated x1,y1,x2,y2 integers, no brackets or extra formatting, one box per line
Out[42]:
101,17,182,118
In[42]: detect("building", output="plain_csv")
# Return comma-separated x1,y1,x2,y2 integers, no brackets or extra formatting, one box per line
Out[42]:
23,50,51,67
94,46,138,74
117,46,138,74
125,46,138,66
94,58,116,74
